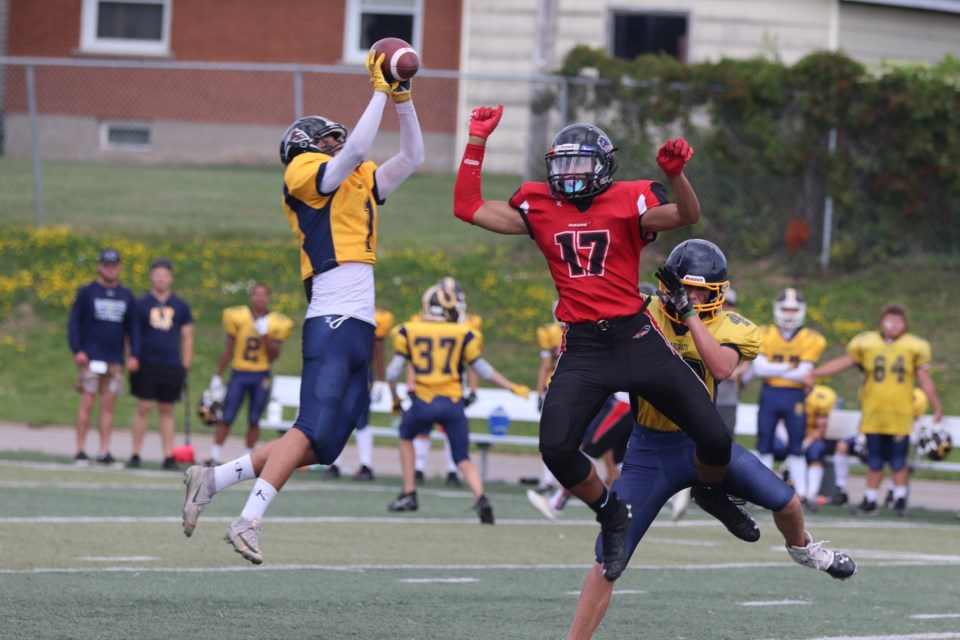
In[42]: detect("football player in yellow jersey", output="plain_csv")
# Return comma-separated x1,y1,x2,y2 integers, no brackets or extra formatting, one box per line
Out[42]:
410,277,482,488
181,54,423,564
205,284,294,465
325,307,394,480
751,288,827,505
568,240,855,640
797,384,838,510
385,283,530,524
807,302,942,516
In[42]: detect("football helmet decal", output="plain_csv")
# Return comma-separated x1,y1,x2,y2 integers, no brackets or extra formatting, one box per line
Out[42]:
421,283,460,323
437,276,468,322
197,386,225,425
545,123,618,201
280,115,348,165
774,287,806,331
659,239,729,324
916,424,953,461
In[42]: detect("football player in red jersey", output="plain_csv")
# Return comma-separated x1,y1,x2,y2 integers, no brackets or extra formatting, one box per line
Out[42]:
453,105,758,582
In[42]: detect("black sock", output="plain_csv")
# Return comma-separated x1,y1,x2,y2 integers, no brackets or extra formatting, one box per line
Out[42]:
590,488,618,518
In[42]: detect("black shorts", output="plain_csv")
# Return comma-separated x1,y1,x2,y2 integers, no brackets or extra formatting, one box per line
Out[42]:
130,363,186,403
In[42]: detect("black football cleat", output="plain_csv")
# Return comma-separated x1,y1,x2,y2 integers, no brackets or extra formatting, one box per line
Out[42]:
692,482,760,542
597,494,632,582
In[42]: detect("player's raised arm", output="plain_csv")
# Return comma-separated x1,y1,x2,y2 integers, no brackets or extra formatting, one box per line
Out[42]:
453,105,528,234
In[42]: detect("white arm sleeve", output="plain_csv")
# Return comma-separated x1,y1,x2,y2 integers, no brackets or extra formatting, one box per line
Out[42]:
750,353,793,378
318,92,388,195
469,357,496,380
775,361,814,382
375,101,425,199
385,353,407,382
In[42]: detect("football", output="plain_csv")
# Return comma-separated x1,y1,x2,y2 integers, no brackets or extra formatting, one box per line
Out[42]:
370,37,420,83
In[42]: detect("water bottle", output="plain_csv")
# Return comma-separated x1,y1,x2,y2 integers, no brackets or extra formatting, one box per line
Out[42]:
488,405,509,436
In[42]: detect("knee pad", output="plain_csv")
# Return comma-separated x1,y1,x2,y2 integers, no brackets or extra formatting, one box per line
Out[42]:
695,430,732,468
540,448,592,488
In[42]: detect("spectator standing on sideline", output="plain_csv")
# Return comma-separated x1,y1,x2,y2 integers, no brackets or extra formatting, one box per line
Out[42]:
128,258,194,470
181,51,423,564
805,303,942,516
751,288,827,505
453,105,758,582
385,282,530,522
205,283,293,466
67,248,140,466
325,306,394,480
567,239,855,640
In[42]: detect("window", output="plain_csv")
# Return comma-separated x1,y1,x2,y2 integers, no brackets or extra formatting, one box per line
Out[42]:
609,11,689,63
80,0,172,56
343,0,422,64
100,122,153,151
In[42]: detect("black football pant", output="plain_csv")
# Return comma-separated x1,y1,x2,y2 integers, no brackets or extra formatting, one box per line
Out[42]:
539,311,731,489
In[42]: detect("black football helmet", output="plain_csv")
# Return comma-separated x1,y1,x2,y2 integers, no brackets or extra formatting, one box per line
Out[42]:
421,283,460,323
279,116,348,165
659,239,729,324
545,124,618,201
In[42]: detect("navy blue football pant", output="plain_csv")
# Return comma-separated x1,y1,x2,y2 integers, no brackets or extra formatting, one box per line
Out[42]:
594,426,796,565
293,315,374,464
539,311,731,489
398,395,471,463
757,385,806,457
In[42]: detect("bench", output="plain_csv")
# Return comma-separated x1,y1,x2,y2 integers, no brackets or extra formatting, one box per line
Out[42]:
263,375,960,476
261,376,541,480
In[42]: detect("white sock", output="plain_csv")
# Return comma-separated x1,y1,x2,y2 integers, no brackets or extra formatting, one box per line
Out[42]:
550,487,567,512
331,452,344,468
356,427,373,468
240,478,278,522
214,454,255,492
209,444,222,464
807,465,824,499
893,485,908,500
788,455,808,498
443,438,458,473
833,453,850,490
542,465,557,487
414,437,429,472
864,488,878,503
759,452,775,470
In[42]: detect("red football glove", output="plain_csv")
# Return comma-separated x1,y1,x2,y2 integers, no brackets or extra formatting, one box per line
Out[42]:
469,104,504,140
656,137,694,176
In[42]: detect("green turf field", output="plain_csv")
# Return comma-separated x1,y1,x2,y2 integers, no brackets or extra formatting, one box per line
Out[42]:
3,458,959,640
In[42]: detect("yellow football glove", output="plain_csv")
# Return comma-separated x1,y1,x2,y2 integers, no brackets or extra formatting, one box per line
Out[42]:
391,398,404,417
511,384,531,398
391,79,412,104
366,50,391,95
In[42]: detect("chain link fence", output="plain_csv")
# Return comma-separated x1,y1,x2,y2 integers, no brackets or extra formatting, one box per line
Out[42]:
1,56,953,268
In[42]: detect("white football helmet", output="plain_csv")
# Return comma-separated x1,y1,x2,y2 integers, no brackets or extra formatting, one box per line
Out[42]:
773,287,806,331
197,386,225,425
916,424,953,461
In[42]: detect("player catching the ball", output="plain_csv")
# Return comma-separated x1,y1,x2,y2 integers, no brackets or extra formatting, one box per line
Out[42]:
452,105,759,582
181,44,424,565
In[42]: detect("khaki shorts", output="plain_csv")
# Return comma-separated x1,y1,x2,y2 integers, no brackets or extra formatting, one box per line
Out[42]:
77,363,125,395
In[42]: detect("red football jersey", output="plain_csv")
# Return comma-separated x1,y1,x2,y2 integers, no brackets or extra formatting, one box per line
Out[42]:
509,180,669,323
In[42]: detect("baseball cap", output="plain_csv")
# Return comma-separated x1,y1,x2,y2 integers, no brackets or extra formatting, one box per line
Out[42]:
150,257,173,271
97,248,121,264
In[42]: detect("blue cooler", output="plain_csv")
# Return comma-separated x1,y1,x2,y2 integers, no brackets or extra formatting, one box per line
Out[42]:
488,406,510,436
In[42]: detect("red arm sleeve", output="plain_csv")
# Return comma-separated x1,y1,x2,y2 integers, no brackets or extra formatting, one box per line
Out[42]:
453,143,487,224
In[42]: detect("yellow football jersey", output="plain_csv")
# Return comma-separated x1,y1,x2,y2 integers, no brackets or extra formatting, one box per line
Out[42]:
374,308,394,340
638,306,762,432
282,154,381,282
757,325,827,389
223,307,294,372
536,322,564,387
391,320,483,403
846,330,932,435
804,385,837,435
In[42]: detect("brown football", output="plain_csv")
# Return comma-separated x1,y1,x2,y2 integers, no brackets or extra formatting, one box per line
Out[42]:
370,37,420,83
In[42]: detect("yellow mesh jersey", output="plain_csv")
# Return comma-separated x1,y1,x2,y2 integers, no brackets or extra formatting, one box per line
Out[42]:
282,153,380,281
223,308,292,372
846,331,932,435
536,322,564,387
913,387,929,419
804,385,837,435
638,306,761,432
757,325,827,389
391,320,483,403
374,308,394,340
